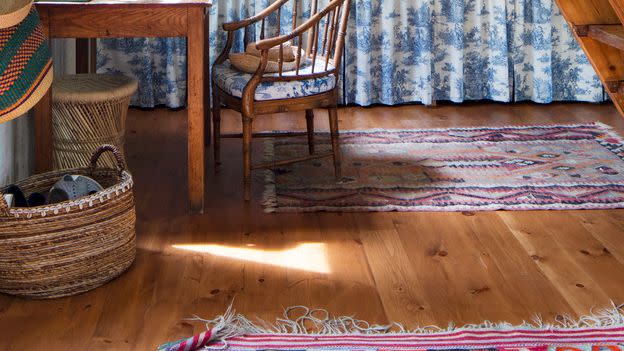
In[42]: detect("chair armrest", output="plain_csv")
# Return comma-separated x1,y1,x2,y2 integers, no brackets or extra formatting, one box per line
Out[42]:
254,0,343,50
222,0,290,31
214,0,290,66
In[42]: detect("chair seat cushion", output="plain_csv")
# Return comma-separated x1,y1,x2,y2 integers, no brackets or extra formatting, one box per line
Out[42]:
213,59,337,101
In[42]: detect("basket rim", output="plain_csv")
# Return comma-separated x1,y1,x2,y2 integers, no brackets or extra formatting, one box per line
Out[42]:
4,170,133,219
52,74,139,104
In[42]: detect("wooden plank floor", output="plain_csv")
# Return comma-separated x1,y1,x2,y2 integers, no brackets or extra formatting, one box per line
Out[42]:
1,102,624,350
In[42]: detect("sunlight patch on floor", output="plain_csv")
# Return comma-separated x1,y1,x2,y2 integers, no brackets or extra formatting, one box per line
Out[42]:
172,243,331,273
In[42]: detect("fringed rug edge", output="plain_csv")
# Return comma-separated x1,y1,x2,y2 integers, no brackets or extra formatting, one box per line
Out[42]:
158,303,624,351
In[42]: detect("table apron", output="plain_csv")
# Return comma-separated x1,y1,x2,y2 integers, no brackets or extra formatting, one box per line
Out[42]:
39,7,191,38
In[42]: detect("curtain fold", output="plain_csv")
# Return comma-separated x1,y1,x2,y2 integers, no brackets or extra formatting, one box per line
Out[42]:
96,0,605,109
97,38,188,108
345,1,434,105
431,0,511,103
508,0,604,102
0,117,33,186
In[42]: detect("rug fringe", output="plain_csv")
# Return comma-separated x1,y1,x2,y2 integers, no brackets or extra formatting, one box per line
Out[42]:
187,302,624,344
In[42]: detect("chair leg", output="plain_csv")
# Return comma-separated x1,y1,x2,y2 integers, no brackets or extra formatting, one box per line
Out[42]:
328,106,342,181
305,109,315,155
242,115,253,201
205,109,212,147
212,90,222,166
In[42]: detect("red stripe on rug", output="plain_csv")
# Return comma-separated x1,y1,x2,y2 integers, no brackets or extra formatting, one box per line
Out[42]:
234,327,624,340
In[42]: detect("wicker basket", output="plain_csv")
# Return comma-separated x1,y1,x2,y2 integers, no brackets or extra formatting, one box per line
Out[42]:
52,74,138,170
0,145,136,299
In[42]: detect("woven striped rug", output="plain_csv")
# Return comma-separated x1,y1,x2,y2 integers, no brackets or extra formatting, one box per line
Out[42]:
159,305,624,351
262,123,624,213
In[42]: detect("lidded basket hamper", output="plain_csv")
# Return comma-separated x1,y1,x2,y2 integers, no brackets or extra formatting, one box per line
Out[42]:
51,74,138,170
0,145,136,299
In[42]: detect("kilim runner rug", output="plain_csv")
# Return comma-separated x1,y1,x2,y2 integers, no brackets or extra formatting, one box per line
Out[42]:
159,304,624,351
262,123,624,212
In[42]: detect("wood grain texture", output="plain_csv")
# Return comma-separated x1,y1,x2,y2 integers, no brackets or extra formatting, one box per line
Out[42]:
43,7,190,38
36,0,211,7
556,1,620,24
33,12,53,173
609,0,624,25
2,102,624,350
555,0,624,117
588,25,624,51
187,6,206,213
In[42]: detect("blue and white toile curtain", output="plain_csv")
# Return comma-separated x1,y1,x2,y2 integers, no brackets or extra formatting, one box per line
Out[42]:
96,0,605,109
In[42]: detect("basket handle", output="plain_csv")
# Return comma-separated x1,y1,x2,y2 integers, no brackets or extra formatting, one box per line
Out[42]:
89,144,126,177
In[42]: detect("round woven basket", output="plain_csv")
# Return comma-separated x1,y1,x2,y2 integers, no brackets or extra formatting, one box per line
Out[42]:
52,74,138,170
0,145,136,299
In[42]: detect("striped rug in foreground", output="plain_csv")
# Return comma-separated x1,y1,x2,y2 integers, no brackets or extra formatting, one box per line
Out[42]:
159,305,624,351
262,123,624,212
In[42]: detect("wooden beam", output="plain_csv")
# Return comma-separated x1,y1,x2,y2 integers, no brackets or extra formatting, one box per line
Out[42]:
588,24,624,50
555,0,624,118
33,8,53,172
76,38,90,74
605,79,624,93
187,6,206,213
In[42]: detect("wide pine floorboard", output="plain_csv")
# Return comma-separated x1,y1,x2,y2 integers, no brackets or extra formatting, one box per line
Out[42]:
1,102,624,350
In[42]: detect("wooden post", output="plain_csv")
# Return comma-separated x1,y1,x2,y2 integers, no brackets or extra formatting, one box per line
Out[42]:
187,7,206,213
555,0,624,118
33,8,53,172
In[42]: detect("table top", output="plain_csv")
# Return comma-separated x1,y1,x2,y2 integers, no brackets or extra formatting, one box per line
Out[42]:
36,0,212,7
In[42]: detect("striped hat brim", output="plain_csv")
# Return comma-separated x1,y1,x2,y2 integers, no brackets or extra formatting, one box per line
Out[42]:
0,6,53,124
0,66,53,125
0,0,33,29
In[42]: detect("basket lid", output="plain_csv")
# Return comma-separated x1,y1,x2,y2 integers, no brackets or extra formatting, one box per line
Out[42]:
52,74,139,103
0,0,33,29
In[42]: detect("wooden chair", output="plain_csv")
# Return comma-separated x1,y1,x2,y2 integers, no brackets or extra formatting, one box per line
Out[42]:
211,0,352,201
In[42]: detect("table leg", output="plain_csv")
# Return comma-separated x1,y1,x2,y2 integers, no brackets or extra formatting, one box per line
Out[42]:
187,7,206,214
204,7,212,147
33,93,53,172
34,10,53,173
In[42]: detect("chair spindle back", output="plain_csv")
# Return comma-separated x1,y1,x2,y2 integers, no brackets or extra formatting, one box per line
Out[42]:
254,0,351,80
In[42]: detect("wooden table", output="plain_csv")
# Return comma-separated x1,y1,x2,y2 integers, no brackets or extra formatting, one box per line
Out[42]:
34,0,211,213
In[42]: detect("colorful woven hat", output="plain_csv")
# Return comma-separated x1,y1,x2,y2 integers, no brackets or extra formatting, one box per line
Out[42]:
0,0,53,124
